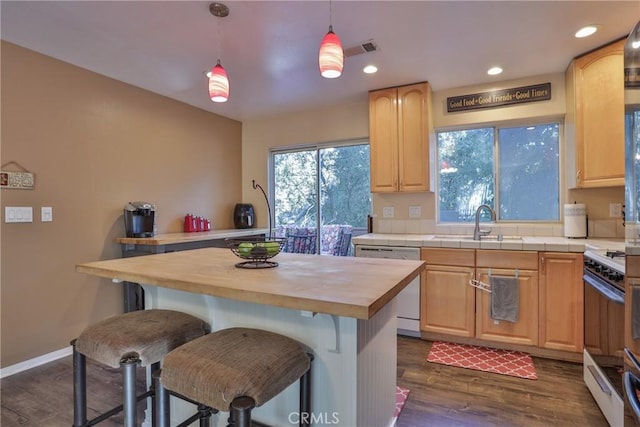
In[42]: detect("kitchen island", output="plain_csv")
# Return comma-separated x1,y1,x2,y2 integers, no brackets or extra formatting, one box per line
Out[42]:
76,248,425,427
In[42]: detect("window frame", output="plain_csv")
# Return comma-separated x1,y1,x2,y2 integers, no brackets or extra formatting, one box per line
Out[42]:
269,137,372,237
435,119,564,224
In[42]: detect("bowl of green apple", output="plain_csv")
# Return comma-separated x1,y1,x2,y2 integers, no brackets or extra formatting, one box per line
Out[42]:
226,237,286,269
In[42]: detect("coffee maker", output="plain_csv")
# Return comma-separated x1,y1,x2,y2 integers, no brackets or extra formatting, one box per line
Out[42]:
124,201,156,237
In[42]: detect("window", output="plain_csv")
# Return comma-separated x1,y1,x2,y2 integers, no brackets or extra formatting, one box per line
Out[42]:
271,142,371,255
437,123,560,222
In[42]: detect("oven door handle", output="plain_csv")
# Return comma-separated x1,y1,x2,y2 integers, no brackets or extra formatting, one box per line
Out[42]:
624,370,640,420
583,273,625,305
626,348,640,372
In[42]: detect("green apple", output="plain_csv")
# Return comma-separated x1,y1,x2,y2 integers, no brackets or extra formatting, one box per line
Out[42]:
262,241,280,255
237,242,254,256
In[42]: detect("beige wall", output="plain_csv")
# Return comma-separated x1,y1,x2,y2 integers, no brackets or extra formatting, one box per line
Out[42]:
1,42,242,367
241,101,370,227
243,73,623,230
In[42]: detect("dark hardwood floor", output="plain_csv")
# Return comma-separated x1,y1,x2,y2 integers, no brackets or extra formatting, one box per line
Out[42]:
396,337,607,427
1,336,606,426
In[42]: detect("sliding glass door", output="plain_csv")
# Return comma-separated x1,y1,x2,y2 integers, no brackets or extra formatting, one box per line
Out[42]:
272,142,371,255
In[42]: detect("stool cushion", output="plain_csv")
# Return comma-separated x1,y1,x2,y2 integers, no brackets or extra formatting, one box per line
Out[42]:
160,328,311,410
75,309,208,368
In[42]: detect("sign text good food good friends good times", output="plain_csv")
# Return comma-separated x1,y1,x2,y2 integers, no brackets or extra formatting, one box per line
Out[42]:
447,82,551,113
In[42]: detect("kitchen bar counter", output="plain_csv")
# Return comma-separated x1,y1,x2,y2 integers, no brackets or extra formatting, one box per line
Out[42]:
76,249,425,426
115,228,270,312
354,233,625,252
77,248,424,319
116,228,269,246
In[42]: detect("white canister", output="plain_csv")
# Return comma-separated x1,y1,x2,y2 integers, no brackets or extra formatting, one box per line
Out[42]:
564,203,587,238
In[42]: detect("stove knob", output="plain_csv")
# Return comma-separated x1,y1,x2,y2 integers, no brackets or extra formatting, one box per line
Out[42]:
602,268,610,278
595,265,602,273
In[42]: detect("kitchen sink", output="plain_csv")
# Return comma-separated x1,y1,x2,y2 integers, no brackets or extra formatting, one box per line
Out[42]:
432,235,523,241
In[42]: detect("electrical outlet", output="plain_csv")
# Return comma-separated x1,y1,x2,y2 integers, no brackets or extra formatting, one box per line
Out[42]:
409,206,421,218
382,206,395,218
610,203,622,218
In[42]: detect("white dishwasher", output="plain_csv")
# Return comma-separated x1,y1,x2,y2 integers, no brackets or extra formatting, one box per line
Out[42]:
355,245,421,337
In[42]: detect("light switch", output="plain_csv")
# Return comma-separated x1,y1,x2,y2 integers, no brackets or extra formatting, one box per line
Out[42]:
5,207,15,222
42,206,53,222
5,207,33,223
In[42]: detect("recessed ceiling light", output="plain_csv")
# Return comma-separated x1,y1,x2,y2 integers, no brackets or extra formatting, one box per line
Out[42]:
487,67,503,76
633,40,640,49
575,25,598,38
363,65,378,74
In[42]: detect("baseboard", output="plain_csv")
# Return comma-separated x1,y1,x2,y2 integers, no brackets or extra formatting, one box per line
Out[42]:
0,345,72,379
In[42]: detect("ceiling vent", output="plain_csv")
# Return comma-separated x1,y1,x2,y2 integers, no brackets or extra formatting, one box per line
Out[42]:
344,39,379,58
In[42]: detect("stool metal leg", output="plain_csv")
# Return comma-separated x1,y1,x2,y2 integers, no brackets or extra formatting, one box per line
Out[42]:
228,396,255,427
72,340,87,427
154,369,170,427
150,361,160,427
198,404,212,427
299,353,314,427
121,354,141,427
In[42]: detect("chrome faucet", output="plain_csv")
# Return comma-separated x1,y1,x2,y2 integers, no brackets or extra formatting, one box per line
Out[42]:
473,204,496,240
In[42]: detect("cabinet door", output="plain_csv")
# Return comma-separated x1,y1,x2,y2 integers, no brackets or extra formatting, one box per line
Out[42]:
539,252,584,352
397,83,431,192
574,39,624,187
369,88,398,192
475,268,539,346
421,264,475,337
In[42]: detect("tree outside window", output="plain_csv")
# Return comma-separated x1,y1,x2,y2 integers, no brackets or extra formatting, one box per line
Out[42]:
437,123,560,222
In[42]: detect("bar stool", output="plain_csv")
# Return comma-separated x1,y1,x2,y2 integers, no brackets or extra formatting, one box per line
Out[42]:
71,309,209,427
155,327,313,427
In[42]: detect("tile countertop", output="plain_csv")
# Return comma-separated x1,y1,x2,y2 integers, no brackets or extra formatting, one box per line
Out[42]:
352,233,625,253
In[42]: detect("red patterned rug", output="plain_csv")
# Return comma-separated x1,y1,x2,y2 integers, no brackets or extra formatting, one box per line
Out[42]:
394,386,410,420
426,341,537,380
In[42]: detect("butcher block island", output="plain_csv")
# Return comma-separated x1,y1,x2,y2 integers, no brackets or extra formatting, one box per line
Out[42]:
76,248,425,426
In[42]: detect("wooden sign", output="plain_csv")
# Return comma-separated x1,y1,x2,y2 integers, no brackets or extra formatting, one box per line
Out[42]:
447,82,551,113
1,170,35,189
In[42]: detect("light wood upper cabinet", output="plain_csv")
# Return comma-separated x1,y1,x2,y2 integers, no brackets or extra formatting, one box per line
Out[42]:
369,82,433,193
566,39,625,188
538,252,584,352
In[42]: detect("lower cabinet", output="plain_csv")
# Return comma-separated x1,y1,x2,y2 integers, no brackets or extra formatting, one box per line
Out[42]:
420,248,584,354
475,267,539,346
421,249,475,337
475,250,539,346
538,252,584,352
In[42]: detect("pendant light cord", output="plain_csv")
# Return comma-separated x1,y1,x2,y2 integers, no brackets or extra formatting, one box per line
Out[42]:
216,16,222,63
329,0,333,28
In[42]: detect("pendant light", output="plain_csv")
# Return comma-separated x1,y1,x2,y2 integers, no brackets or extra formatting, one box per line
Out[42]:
318,0,343,78
208,3,230,102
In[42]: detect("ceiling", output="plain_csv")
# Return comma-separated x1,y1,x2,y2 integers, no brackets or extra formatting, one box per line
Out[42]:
1,1,638,122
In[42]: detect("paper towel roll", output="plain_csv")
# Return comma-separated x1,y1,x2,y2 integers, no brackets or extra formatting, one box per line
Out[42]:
564,203,587,238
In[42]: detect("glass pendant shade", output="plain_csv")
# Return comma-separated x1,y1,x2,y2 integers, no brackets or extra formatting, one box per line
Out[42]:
319,26,343,78
209,60,229,103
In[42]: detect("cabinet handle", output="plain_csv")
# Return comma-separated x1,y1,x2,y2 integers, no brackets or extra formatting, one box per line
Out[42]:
587,365,612,396
540,256,545,274
576,170,581,182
